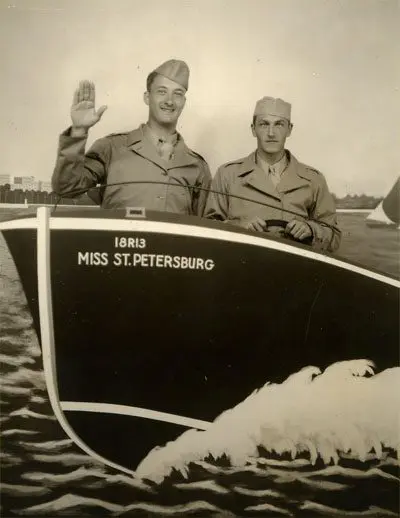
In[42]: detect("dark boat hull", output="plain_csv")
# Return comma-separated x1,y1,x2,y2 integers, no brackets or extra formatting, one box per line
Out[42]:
1,207,399,475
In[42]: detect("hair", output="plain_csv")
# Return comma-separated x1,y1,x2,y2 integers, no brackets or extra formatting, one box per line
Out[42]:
146,71,159,92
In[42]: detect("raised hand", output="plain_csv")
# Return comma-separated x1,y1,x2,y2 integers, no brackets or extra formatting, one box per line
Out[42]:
70,80,107,133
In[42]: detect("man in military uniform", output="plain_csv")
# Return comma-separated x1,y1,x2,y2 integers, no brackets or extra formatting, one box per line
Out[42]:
52,59,211,216
205,96,341,252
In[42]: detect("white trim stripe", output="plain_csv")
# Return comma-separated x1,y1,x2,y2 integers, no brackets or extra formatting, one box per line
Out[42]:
37,207,137,477
52,217,400,287
61,401,211,430
1,213,398,287
0,218,37,229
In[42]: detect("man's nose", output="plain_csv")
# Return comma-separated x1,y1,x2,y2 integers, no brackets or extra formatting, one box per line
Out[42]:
164,92,174,104
267,125,276,137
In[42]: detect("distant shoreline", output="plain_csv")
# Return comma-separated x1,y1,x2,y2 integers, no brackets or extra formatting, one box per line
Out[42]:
0,203,371,214
0,185,384,211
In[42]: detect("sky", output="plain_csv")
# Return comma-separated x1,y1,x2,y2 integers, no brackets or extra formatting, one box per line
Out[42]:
1,0,399,196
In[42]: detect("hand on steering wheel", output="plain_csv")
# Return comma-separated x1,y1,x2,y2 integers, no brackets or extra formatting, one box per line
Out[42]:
264,219,313,245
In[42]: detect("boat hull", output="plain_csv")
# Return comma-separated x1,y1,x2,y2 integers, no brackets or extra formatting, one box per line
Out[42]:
1,208,399,474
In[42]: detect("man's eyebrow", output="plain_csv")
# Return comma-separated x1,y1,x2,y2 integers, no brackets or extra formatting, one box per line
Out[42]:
267,119,286,124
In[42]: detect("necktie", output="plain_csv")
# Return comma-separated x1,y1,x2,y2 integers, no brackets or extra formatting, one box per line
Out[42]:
157,138,175,161
269,166,280,187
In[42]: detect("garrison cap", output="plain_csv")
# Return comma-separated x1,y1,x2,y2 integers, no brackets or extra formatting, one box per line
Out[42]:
254,96,291,121
152,59,189,90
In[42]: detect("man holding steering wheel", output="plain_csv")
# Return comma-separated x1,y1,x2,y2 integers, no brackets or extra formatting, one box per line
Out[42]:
205,97,341,252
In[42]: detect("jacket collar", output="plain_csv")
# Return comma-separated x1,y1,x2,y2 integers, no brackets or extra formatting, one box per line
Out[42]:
236,151,280,200
277,151,313,193
126,125,198,170
237,150,311,197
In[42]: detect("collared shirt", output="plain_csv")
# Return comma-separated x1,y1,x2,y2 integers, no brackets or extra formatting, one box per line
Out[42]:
52,125,212,216
204,150,341,252
256,151,288,187
142,124,180,162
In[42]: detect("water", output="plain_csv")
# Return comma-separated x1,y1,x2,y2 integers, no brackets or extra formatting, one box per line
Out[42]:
334,213,399,278
0,212,399,517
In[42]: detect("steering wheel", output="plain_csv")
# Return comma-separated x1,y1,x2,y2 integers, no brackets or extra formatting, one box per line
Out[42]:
264,219,313,245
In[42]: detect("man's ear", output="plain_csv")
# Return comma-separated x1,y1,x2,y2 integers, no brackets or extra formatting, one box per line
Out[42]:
251,124,256,138
143,91,149,106
287,123,293,137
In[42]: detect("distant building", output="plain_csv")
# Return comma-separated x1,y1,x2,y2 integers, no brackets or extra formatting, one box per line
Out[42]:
39,180,53,193
0,174,12,186
11,176,40,191
0,175,54,192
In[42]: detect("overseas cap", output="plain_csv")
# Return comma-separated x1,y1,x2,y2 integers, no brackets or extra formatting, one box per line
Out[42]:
152,59,190,90
254,96,291,120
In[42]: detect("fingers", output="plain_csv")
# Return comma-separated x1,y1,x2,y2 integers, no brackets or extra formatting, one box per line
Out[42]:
242,218,313,240
81,80,94,103
73,80,95,105
294,229,307,240
285,220,296,232
72,87,80,106
96,105,108,119
253,217,267,232
286,220,312,241
288,221,303,240
293,227,306,240
245,217,266,232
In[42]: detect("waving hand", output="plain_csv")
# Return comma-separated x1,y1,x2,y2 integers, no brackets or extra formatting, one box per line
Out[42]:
70,80,107,133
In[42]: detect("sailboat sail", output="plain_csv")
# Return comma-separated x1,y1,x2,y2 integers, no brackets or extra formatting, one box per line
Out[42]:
366,177,400,227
